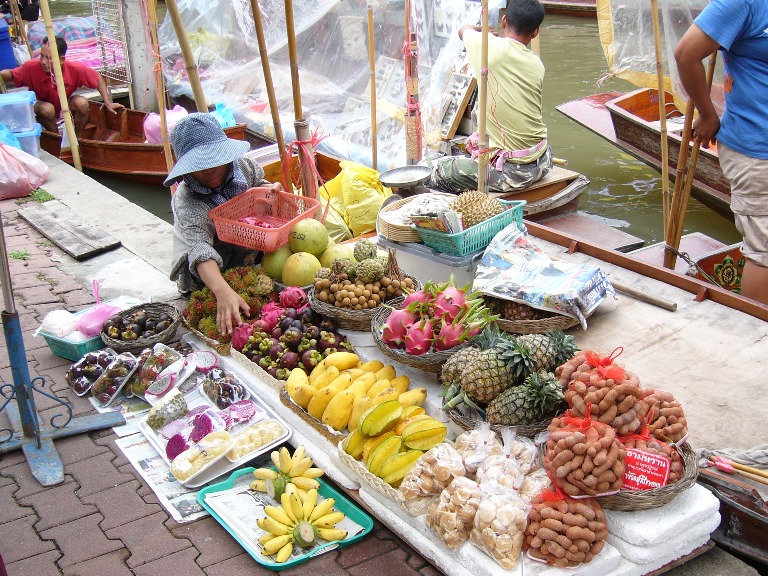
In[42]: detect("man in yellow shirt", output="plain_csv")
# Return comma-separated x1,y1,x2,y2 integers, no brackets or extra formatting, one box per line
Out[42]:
424,0,552,194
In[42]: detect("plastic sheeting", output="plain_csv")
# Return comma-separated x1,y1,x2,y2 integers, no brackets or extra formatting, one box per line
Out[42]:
596,0,724,114
158,0,504,170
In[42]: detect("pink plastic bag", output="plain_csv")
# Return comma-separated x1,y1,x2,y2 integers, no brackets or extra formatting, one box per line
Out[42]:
0,144,49,197
143,105,189,144
76,280,122,337
0,143,32,200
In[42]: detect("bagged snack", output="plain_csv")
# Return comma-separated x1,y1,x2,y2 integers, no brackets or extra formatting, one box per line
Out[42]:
470,482,529,569
524,489,608,568
476,429,526,491
454,422,503,476
544,410,626,498
564,349,648,436
425,476,482,549
399,442,466,500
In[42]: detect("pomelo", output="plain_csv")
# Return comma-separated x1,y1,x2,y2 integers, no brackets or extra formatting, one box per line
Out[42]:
282,252,322,287
261,245,293,282
288,219,329,257
319,243,356,268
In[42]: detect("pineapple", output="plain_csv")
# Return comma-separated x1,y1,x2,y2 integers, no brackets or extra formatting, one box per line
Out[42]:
440,346,482,384
450,191,505,228
501,300,538,320
486,371,565,426
457,327,516,404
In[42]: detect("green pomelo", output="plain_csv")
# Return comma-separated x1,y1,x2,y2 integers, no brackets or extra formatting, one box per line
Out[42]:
261,245,293,282
282,252,322,287
319,243,356,268
288,219,329,257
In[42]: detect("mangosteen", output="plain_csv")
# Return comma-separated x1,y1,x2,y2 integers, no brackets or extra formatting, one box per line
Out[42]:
96,354,113,368
279,316,295,333
108,314,123,326
298,307,320,326
158,313,171,323
280,326,303,350
267,367,279,379
303,324,320,340
269,342,286,361
301,349,322,371
319,318,338,333
144,319,156,332
134,314,147,330
107,326,121,339
279,351,299,370
289,319,304,331
283,308,299,320
271,326,283,339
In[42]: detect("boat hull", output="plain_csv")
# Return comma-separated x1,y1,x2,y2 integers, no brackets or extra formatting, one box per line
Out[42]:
40,103,247,186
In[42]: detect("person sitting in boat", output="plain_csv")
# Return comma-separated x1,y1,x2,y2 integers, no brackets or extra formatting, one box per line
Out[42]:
421,0,552,195
675,0,768,306
0,35,122,136
164,112,283,336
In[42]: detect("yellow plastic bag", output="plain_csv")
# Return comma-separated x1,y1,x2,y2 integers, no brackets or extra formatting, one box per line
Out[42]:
339,161,392,237
318,173,353,242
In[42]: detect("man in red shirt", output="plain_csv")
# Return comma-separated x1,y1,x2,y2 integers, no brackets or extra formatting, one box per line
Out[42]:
1,35,122,135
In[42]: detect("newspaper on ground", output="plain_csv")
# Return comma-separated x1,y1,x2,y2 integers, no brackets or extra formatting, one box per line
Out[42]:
89,394,151,437
473,224,615,329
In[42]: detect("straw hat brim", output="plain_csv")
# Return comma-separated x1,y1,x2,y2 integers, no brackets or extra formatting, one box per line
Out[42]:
164,139,250,186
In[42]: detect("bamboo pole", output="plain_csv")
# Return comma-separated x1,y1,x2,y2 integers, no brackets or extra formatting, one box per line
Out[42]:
164,0,207,112
476,0,490,194
7,0,33,59
650,0,671,234
663,51,717,269
284,0,316,199
403,0,421,165
248,0,289,190
38,0,81,171
146,0,173,179
367,0,378,169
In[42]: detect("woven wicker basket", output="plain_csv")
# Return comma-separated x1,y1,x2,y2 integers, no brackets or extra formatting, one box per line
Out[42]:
308,273,420,332
100,303,181,354
181,317,231,356
371,297,470,374
336,440,434,516
376,193,457,244
443,401,553,440
598,443,698,511
496,314,579,335
278,388,346,444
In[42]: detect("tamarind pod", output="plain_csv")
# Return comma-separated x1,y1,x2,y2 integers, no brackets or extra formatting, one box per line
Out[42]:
528,521,540,534
549,429,575,442
570,394,586,414
594,528,609,541
598,404,617,424
581,454,594,474
592,539,606,556
659,406,681,416
612,457,625,477
581,474,598,489
571,468,585,481
545,539,567,558
617,394,637,414
595,481,612,493
562,512,588,527
587,444,598,458
554,556,571,568
556,454,584,478
541,518,565,532
586,519,605,533
528,508,541,522
566,550,587,564
573,538,592,551
598,387,618,410
583,390,602,406
602,470,617,484
565,525,595,543
569,502,596,521
540,507,562,520
593,447,609,468
555,435,580,452
530,535,543,549
572,442,588,456
529,547,548,561
536,527,562,543
550,448,576,470
561,482,581,496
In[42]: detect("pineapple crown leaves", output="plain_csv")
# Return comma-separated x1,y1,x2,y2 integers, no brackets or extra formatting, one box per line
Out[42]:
522,371,565,414
497,337,536,381
548,329,579,366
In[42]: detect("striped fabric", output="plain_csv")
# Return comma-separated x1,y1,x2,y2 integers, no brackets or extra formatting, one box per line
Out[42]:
27,16,99,51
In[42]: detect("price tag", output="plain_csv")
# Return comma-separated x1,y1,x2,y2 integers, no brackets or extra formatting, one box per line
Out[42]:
622,448,671,491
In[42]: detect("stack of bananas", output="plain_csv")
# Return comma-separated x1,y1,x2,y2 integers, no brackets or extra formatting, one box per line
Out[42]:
285,352,427,432
257,487,347,563
251,445,323,500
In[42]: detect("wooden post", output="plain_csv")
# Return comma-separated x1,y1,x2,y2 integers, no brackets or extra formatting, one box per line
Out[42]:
367,0,378,169
284,0,316,198
7,0,33,59
650,0,671,234
476,0,490,194
38,0,81,171
663,51,718,269
248,0,288,190
146,0,174,180
164,0,207,112
403,0,421,165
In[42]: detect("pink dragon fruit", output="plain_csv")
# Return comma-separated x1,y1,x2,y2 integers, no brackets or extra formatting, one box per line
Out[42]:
433,279,469,323
433,319,469,351
166,434,189,461
405,318,434,355
381,307,416,348
231,322,254,352
279,286,309,310
259,301,285,332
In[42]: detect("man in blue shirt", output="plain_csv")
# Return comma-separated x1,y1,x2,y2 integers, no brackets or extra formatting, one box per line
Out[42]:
675,0,768,305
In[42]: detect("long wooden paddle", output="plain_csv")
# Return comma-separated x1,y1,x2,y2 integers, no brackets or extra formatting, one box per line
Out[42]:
663,51,718,269
650,0,671,232
164,0,207,112
367,0,378,169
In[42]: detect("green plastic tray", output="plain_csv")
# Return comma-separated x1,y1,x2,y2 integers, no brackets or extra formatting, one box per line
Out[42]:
197,467,373,570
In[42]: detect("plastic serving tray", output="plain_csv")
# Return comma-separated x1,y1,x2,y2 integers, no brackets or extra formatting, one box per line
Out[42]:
198,468,373,571
138,386,291,488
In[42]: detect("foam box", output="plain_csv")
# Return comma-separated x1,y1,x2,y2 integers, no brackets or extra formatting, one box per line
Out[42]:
603,484,720,547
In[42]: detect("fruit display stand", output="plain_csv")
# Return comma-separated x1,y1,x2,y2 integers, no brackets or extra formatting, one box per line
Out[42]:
175,327,723,576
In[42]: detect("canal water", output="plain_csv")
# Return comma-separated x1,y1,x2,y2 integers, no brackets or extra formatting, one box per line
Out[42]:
48,3,741,247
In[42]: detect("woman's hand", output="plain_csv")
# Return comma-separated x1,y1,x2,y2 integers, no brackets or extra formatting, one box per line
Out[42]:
214,284,250,335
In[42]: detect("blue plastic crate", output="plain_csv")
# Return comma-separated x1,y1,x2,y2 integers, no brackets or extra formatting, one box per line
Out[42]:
415,199,526,256
38,307,106,362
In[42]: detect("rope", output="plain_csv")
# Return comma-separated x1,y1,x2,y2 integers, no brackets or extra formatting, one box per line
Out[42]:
286,129,330,222
663,244,721,286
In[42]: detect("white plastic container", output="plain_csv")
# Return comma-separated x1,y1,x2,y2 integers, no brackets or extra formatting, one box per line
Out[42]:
15,123,42,158
0,91,36,133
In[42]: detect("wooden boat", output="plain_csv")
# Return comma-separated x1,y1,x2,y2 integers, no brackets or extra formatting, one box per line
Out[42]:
40,102,247,186
542,0,596,17
557,88,732,221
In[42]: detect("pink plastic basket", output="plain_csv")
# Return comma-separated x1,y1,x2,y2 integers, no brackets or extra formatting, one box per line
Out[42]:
209,187,321,252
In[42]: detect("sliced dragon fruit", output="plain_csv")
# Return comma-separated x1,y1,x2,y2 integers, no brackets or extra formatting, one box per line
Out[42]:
189,410,227,442
160,417,190,440
186,405,210,418
166,434,189,461
228,399,258,422
218,411,233,429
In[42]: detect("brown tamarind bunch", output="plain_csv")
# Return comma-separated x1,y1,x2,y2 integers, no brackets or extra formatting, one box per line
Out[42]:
642,388,688,443
544,423,626,497
524,495,608,567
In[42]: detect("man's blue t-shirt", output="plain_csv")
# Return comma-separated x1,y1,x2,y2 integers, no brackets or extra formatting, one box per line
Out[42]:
695,0,768,159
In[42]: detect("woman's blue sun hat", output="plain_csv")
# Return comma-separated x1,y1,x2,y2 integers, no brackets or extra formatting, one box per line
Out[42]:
163,113,249,186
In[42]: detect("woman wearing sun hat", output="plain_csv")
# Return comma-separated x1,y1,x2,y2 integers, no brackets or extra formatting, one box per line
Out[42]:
164,112,282,336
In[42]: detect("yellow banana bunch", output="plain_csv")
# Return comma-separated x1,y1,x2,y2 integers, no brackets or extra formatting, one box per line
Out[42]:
256,487,348,563
251,445,324,499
